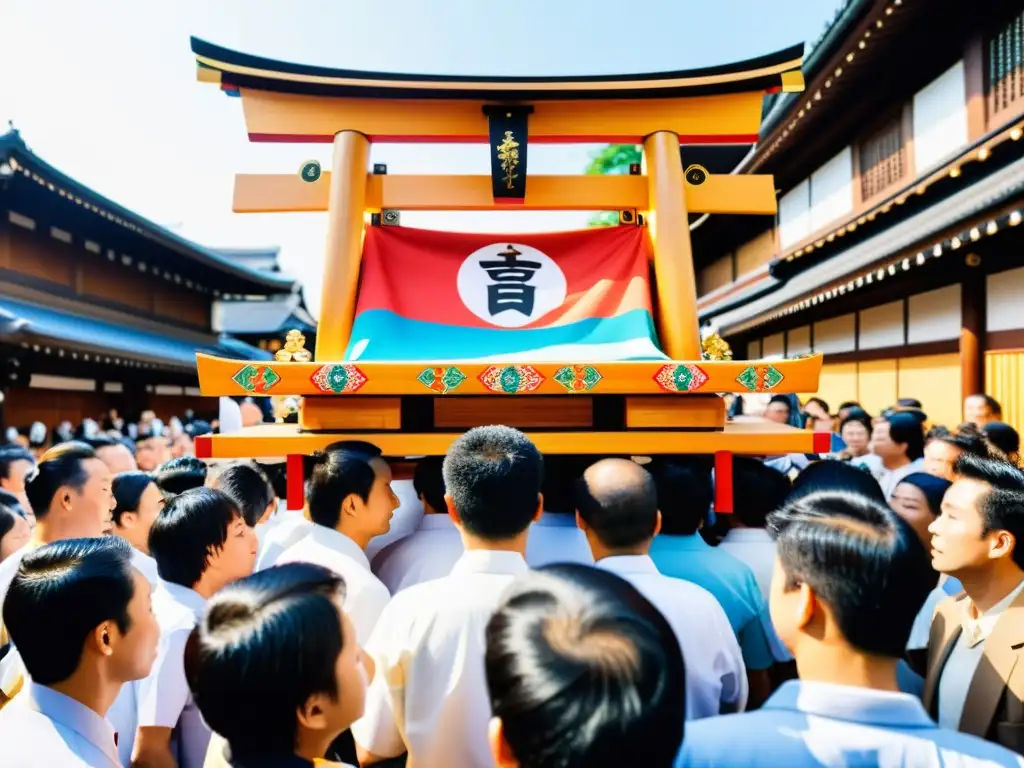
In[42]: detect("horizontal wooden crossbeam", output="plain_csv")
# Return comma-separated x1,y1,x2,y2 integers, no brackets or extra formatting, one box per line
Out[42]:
232,173,777,215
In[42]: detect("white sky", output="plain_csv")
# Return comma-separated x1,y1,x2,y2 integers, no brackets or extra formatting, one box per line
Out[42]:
1,0,840,317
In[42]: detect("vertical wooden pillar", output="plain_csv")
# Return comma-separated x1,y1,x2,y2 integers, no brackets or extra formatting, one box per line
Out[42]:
286,454,305,511
314,130,371,362
961,262,986,401
643,131,702,360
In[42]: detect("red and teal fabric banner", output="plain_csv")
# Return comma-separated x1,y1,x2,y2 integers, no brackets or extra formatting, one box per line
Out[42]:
345,225,666,362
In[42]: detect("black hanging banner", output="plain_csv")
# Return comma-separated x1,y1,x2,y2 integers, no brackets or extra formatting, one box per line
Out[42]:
483,105,533,204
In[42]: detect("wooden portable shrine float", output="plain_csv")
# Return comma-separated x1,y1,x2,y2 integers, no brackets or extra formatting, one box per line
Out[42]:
188,37,827,511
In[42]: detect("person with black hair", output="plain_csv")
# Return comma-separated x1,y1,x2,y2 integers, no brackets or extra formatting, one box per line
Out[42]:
985,422,1021,466
211,463,276,541
0,504,29,563
789,459,887,506
964,393,1003,428
0,537,159,767
276,442,396,646
135,434,171,473
868,411,926,501
837,400,863,421
924,422,1002,481
803,397,833,432
838,408,873,459
764,394,793,425
372,456,465,593
648,459,775,707
525,455,594,568
111,472,165,585
485,564,686,768
352,425,543,767
83,434,138,475
188,564,367,768
678,490,1024,767
154,455,208,496
575,458,745,719
924,455,1024,749
0,444,34,519
133,488,257,768
0,488,33,529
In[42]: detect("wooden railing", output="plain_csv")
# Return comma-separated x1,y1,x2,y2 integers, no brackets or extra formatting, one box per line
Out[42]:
988,11,1024,123
860,117,906,203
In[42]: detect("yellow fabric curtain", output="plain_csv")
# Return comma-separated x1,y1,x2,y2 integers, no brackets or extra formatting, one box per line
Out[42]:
986,352,1024,434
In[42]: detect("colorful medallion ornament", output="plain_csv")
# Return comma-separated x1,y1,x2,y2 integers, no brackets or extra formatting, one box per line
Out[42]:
478,365,545,394
653,364,709,393
232,364,281,394
553,365,603,393
736,364,785,392
310,364,367,394
416,366,468,395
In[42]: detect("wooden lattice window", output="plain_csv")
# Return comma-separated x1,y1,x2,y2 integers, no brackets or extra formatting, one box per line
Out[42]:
988,11,1024,120
859,118,905,201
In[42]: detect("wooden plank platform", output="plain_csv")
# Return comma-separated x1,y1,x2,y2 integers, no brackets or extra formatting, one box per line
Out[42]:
194,421,830,460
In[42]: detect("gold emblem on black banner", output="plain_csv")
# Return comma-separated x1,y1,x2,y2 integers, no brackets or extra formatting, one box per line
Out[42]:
496,131,520,190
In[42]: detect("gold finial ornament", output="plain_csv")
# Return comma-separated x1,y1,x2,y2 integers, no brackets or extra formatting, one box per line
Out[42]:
275,329,313,362
496,130,520,189
701,332,733,361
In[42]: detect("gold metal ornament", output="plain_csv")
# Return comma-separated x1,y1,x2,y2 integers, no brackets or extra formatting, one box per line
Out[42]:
701,332,733,361
275,329,313,362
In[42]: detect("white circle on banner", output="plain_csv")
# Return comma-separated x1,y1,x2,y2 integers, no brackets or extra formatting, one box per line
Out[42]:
456,243,567,328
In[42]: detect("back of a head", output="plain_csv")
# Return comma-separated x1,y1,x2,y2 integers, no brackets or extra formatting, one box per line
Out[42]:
767,490,934,658
155,455,209,496
732,457,791,528
149,487,240,588
214,463,275,527
413,456,447,514
442,426,543,540
790,459,886,506
0,444,34,481
307,442,382,528
887,411,926,460
933,422,1003,461
984,421,1020,459
650,459,711,536
25,441,97,519
0,488,29,519
4,536,135,685
485,564,685,768
574,458,658,549
186,563,349,756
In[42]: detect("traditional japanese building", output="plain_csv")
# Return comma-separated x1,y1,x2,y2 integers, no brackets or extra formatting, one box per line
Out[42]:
695,0,1024,431
0,129,298,428
211,247,317,355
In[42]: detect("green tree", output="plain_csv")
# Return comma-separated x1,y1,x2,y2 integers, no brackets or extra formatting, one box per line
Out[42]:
584,144,642,227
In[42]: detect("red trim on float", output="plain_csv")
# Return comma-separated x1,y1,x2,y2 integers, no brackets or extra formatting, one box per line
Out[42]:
287,454,305,511
714,450,734,514
812,431,833,454
194,435,212,459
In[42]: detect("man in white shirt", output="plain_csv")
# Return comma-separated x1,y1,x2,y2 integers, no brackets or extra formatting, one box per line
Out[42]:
868,412,926,502
0,537,159,767
923,454,1024,751
526,456,593,568
718,457,791,601
575,458,747,719
677,488,1024,768
352,425,544,768
133,488,257,768
372,457,464,593
276,442,397,645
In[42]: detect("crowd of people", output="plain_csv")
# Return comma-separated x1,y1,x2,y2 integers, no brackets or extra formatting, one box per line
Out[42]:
0,390,1022,766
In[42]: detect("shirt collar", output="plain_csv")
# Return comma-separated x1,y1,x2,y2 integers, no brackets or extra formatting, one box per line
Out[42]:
24,683,120,763
450,549,529,577
418,515,456,531
535,512,577,528
162,581,208,619
962,578,1024,647
597,554,659,576
310,525,371,570
652,533,709,550
722,528,773,544
764,680,934,729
